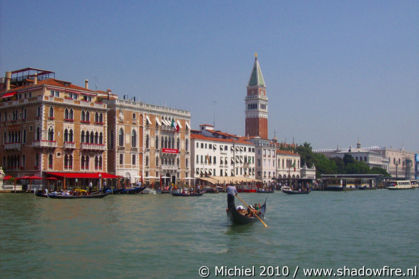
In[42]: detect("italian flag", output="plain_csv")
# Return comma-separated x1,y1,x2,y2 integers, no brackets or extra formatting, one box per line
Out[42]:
171,119,179,132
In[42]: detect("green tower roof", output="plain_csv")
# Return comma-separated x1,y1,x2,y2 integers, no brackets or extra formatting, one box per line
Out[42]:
248,54,265,87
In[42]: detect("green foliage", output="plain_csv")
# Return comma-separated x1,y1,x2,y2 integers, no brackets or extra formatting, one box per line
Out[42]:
312,153,337,176
296,142,315,167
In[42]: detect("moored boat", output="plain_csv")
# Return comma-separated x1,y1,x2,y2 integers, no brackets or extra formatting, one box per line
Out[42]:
386,180,414,190
281,186,310,195
172,191,203,197
256,188,274,193
226,195,266,225
36,191,109,199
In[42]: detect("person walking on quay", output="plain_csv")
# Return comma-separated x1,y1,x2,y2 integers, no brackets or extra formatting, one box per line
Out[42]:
89,181,93,193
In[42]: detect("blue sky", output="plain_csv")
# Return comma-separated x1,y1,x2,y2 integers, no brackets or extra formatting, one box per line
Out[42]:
1,0,418,151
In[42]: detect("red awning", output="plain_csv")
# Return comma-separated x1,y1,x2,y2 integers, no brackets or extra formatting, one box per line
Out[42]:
4,175,13,180
2,92,16,98
46,172,120,179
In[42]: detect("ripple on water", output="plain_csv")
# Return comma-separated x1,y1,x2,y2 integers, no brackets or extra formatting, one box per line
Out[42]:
1,190,419,278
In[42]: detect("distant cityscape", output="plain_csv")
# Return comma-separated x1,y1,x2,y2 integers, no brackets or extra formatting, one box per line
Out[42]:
0,55,417,192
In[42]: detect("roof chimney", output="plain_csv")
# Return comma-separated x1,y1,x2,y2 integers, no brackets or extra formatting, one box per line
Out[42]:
5,72,11,91
85,79,88,89
34,73,38,85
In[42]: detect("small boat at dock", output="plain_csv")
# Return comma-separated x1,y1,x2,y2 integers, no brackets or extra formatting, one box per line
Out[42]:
36,191,109,199
281,186,310,195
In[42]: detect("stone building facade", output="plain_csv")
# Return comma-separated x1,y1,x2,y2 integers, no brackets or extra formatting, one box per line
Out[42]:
0,68,113,178
107,99,191,185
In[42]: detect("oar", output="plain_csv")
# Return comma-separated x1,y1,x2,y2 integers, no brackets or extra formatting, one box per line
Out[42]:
236,194,268,228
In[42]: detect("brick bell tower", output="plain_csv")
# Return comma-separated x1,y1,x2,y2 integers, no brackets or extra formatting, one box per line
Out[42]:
245,53,268,139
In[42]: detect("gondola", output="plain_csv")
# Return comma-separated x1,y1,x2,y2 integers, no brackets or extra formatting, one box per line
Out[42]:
36,191,109,199
281,187,310,195
256,188,274,193
171,192,203,197
120,186,146,194
226,196,267,225
105,186,145,194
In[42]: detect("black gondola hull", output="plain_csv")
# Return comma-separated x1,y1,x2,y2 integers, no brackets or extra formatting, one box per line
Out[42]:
226,195,266,225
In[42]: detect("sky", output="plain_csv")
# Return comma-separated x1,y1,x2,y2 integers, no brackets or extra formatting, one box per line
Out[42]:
1,0,418,151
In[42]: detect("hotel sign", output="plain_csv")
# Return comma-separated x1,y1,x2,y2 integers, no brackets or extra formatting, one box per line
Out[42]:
162,148,179,154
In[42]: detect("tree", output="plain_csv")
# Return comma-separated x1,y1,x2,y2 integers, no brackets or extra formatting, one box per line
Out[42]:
296,142,315,168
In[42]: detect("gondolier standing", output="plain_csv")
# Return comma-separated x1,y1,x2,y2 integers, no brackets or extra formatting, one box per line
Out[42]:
226,185,238,208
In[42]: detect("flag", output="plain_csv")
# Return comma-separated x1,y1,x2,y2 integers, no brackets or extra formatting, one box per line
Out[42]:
176,124,180,132
171,119,175,128
292,161,296,171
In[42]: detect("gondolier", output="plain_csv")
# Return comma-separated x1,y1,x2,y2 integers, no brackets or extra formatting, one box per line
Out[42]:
226,185,238,208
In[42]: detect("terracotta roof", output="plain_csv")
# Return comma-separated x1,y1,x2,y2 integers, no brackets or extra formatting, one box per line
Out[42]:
276,150,299,156
1,78,100,94
191,133,254,145
38,79,94,92
210,130,239,138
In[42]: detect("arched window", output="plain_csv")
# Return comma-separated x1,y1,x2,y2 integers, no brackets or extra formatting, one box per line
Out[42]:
177,138,180,150
119,128,124,146
70,109,73,120
99,156,102,169
64,129,68,142
64,155,68,169
86,111,90,121
95,132,98,144
95,156,99,170
164,137,168,148
99,133,103,144
69,155,73,169
99,113,103,123
69,130,73,142
155,136,159,149
90,131,94,144
186,139,189,151
65,109,69,119
48,154,53,169
95,112,98,123
49,107,54,118
145,134,149,149
86,156,90,169
81,131,85,143
81,111,85,121
48,128,54,141
132,130,137,147
145,156,149,166
156,156,159,166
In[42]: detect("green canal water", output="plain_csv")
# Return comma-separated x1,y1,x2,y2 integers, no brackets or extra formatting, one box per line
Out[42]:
1,190,418,279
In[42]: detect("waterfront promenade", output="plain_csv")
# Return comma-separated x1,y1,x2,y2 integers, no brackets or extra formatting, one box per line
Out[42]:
1,190,418,278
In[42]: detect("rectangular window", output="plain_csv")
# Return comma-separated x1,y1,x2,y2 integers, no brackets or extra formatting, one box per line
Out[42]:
132,154,136,165
120,154,123,165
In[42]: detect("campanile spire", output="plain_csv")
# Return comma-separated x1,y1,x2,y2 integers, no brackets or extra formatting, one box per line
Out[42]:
245,54,268,139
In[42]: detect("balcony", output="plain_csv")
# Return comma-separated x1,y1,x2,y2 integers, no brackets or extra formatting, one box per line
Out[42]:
32,140,57,148
4,143,22,151
81,143,106,151
64,142,76,149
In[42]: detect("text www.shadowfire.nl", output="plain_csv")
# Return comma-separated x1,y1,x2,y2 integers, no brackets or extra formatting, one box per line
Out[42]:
198,265,418,278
